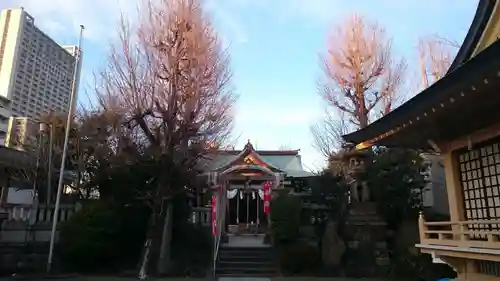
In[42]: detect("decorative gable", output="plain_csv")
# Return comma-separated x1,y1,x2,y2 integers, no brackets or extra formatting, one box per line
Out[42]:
217,140,281,173
243,155,256,164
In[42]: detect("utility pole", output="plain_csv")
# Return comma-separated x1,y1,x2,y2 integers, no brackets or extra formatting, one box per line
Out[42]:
46,25,84,273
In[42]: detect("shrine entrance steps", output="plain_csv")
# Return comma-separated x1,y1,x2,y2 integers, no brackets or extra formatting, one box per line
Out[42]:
216,234,276,277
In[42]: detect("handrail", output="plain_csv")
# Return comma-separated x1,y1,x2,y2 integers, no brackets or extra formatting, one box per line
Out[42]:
418,213,500,249
212,187,226,277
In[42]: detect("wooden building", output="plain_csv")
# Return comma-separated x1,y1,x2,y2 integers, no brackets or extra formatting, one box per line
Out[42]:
342,1,500,279
206,140,314,236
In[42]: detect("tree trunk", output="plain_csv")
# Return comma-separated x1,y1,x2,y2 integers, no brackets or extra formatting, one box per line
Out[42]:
138,219,154,279
157,201,173,274
137,188,163,279
137,238,151,280
138,154,172,278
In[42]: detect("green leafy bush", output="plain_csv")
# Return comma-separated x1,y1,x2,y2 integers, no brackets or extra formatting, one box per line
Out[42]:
169,193,212,277
57,201,149,272
270,192,302,244
169,223,212,276
278,241,321,275
364,147,425,230
389,248,456,281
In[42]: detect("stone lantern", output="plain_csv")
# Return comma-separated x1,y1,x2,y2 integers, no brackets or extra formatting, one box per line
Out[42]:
331,143,371,202
332,143,389,277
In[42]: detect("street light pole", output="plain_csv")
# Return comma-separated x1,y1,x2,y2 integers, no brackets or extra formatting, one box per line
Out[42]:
46,25,84,273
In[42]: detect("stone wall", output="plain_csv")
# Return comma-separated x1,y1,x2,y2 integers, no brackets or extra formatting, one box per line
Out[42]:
0,242,50,275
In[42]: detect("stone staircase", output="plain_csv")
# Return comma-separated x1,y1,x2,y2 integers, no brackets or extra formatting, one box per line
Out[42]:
215,245,276,277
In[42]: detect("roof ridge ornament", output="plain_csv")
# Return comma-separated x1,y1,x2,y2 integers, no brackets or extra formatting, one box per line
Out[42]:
245,139,254,150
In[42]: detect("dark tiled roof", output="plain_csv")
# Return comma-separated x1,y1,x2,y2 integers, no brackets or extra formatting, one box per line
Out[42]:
343,0,498,147
447,0,497,73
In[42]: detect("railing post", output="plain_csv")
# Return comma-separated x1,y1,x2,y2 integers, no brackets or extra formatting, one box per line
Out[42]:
29,202,40,225
418,211,426,242
460,222,469,241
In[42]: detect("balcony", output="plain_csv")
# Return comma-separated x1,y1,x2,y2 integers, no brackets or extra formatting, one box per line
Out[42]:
417,213,500,262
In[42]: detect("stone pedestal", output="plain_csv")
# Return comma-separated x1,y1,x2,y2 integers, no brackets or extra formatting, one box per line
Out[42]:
344,203,390,277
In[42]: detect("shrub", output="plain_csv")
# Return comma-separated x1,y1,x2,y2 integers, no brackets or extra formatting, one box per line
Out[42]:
170,223,212,277
278,241,321,275
390,248,456,281
169,192,212,277
57,201,149,272
270,193,302,244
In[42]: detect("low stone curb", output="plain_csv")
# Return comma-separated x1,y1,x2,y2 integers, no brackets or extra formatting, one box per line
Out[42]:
7,273,81,280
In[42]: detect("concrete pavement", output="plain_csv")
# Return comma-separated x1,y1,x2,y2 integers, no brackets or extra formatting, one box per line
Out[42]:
1,276,391,281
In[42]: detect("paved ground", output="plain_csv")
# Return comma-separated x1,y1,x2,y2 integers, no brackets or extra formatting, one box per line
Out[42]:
225,234,268,248
2,277,391,281
218,277,390,281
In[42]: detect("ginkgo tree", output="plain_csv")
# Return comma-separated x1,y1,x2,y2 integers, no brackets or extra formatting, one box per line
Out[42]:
312,14,406,159
95,0,236,276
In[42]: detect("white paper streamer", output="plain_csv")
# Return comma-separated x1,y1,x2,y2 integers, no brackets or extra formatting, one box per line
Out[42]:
227,189,238,199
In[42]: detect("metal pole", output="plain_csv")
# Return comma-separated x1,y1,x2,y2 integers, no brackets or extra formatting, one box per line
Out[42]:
236,189,239,224
47,25,84,273
32,125,44,192
256,188,259,229
246,191,249,227
46,124,53,205
26,124,45,242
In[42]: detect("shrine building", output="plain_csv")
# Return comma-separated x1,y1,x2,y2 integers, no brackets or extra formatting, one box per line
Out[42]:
343,0,500,280
204,140,314,236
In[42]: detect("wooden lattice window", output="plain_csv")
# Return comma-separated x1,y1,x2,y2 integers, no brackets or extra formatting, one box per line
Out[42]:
459,141,500,239
476,260,500,277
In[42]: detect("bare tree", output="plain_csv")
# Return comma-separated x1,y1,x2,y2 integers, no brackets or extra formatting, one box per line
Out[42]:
278,143,293,151
95,0,236,276
318,14,406,128
311,111,349,159
313,14,406,158
417,34,459,88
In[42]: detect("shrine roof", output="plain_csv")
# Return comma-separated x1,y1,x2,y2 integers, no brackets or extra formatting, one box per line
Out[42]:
202,142,314,177
342,0,500,150
447,0,497,74
343,40,500,149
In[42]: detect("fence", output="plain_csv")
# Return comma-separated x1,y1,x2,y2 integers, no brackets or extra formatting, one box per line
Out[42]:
0,203,80,242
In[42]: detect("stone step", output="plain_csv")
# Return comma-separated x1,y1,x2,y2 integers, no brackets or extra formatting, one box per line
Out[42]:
216,267,276,276
219,256,273,263
217,273,274,278
218,278,271,281
219,250,273,258
216,246,276,277
218,260,272,267
219,246,272,253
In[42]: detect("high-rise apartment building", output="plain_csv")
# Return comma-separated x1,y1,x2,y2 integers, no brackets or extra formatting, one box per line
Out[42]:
0,8,82,141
